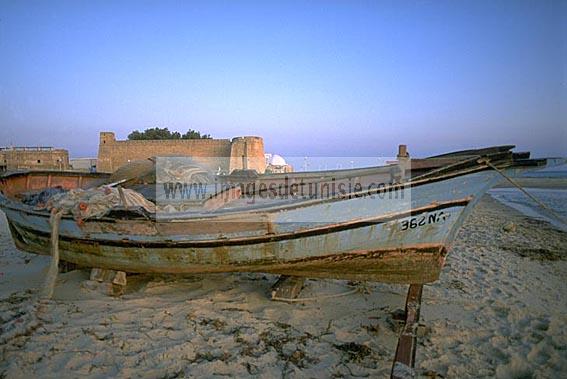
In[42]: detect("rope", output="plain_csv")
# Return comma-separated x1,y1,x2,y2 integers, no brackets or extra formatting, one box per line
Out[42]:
271,287,360,303
40,209,63,299
0,211,63,348
479,158,567,227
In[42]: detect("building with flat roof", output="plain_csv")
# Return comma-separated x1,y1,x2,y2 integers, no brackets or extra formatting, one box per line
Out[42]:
0,147,70,172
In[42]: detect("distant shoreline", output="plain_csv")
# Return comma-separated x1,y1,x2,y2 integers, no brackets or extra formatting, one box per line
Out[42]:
493,177,567,189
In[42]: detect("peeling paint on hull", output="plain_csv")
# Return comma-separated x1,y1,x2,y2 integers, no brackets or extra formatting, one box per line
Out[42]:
9,218,447,283
1,169,509,283
7,201,464,283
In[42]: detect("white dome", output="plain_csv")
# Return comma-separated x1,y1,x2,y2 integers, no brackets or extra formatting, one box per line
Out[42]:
269,154,287,166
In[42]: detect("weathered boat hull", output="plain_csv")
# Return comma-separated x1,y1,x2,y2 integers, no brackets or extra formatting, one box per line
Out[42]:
1,168,503,283
9,225,448,283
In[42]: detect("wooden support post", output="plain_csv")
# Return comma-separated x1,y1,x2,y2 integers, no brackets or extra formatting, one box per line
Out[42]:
83,268,127,296
391,284,423,379
271,275,305,301
58,260,80,273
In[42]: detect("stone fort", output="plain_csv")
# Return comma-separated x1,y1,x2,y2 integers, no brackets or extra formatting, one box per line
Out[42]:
0,147,70,172
96,132,266,174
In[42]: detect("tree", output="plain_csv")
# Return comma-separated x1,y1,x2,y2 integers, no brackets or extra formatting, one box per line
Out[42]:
182,129,211,139
127,127,212,140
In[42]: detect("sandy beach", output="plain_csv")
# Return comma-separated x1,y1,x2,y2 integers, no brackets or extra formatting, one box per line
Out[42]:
2,1,564,377
1,194,566,378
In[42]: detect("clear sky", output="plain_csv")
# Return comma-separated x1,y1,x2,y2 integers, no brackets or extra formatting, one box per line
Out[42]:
0,0,565,158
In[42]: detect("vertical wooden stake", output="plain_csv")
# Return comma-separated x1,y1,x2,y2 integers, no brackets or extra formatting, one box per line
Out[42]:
391,284,423,379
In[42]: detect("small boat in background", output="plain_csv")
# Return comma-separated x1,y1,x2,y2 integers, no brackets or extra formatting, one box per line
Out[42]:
0,145,549,284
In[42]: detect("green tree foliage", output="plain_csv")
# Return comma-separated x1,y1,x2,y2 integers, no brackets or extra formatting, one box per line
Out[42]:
182,129,211,139
127,127,212,140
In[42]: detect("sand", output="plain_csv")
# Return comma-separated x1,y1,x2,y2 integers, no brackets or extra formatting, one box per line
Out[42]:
1,195,566,378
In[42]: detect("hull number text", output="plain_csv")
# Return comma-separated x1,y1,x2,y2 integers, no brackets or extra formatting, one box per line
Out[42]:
400,211,450,231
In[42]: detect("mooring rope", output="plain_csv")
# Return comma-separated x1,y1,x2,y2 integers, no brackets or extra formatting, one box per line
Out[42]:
40,209,64,300
479,158,567,227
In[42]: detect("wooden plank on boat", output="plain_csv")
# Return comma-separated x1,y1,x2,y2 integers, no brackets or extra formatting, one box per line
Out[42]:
428,145,515,158
391,284,423,379
271,275,305,301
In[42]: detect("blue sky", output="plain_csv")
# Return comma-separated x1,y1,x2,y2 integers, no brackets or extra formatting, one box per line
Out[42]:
0,0,565,158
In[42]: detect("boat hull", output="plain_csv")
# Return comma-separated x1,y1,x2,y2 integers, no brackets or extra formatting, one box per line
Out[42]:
3,170,500,283
2,165,524,283
9,221,448,283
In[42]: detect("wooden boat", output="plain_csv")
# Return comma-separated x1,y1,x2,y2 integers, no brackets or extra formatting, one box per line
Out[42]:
0,146,548,284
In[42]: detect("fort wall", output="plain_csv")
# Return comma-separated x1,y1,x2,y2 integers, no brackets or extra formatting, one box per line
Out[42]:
0,147,70,172
96,132,266,174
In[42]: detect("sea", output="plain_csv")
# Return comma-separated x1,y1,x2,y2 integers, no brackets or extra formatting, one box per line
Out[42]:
488,164,567,232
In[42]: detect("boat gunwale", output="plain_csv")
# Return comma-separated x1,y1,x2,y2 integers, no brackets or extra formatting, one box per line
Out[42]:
8,197,472,248
0,164,491,220
0,157,543,223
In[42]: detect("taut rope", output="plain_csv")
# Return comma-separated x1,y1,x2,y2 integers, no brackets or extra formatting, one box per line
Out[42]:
479,158,567,227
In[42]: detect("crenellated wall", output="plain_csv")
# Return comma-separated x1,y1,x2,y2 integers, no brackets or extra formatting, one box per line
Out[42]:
96,132,266,174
